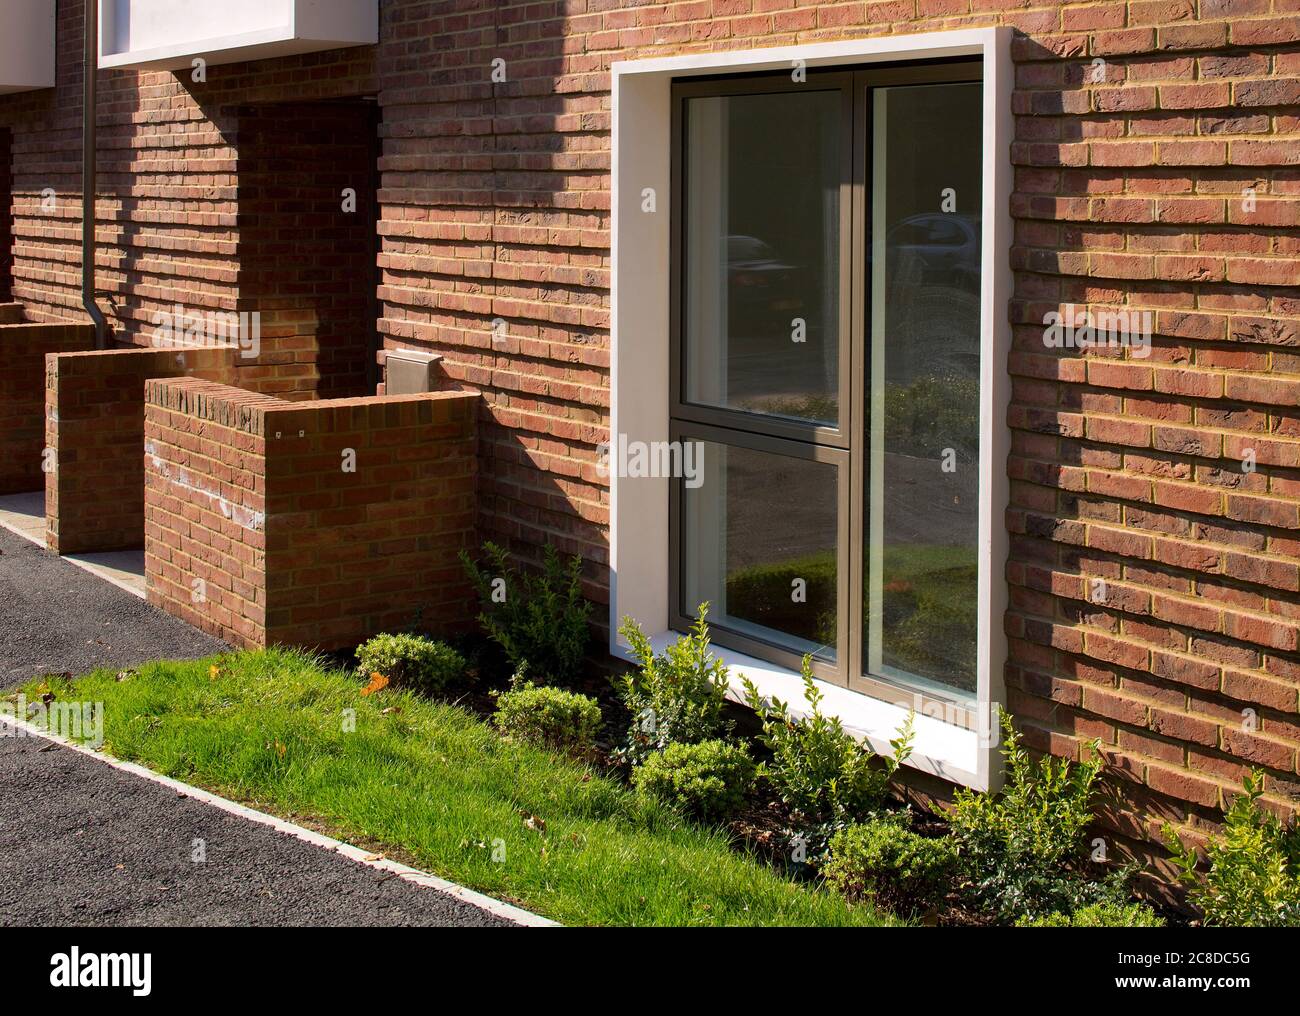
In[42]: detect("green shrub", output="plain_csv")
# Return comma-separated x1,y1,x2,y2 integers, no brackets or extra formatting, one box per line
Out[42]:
1016,902,1165,928
492,679,602,757
1165,770,1300,928
950,710,1128,923
355,633,466,694
615,605,731,766
824,814,957,914
461,542,592,684
632,739,756,823
742,655,913,853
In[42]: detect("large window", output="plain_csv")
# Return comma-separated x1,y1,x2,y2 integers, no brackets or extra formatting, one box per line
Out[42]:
670,61,984,709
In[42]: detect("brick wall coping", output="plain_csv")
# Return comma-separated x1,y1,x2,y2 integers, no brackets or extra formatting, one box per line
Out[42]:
145,376,480,437
1,320,96,335
52,341,240,357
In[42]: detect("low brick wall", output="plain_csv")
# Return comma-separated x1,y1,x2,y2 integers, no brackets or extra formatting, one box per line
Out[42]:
144,377,479,650
0,313,96,495
45,345,238,554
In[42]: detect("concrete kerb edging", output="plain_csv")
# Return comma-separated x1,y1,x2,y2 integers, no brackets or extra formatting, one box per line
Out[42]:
0,714,560,928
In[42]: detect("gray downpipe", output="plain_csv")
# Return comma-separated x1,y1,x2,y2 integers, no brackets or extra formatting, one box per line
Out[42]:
82,0,107,348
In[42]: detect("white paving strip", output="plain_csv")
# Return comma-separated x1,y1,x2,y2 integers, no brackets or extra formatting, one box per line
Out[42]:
0,492,147,599
0,714,559,928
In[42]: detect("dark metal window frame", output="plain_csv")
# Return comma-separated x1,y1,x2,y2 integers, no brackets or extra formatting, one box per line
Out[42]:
668,57,984,707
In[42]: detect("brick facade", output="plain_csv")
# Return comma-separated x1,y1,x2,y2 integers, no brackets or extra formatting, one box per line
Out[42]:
3,1,1300,878
0,127,10,303
144,377,478,651
45,344,237,553
236,101,382,400
0,314,95,494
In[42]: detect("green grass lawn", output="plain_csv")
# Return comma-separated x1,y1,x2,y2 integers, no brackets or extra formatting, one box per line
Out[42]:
21,649,899,927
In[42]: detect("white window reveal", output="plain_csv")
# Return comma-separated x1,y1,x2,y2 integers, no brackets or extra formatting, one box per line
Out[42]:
609,29,1013,791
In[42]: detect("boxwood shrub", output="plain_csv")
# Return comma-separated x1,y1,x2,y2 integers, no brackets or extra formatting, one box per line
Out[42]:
824,815,957,914
632,739,755,823
493,682,602,757
355,633,467,694
1016,902,1165,928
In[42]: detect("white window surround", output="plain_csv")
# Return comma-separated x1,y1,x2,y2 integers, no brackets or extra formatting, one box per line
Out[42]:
98,0,377,71
608,27,1013,792
0,0,55,95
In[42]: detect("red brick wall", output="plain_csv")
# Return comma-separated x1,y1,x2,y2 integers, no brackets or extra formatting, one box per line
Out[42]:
0,126,11,303
3,1,1299,876
144,377,479,650
0,0,377,354
45,344,237,554
0,317,95,494
144,379,277,647
388,0,1300,881
237,101,381,401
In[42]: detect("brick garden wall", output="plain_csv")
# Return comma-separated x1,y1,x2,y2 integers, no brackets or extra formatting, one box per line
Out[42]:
3,1,1299,877
0,317,95,494
45,344,237,554
144,377,479,650
144,379,279,647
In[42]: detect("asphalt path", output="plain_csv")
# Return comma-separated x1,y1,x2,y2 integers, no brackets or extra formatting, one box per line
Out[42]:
0,526,517,927
0,527,226,689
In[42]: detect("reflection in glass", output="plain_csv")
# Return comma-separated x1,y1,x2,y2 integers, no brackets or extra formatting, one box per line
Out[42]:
682,441,837,661
683,90,841,427
866,82,982,698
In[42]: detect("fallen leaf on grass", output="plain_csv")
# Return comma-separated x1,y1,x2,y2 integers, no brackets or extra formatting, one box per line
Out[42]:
521,812,546,834
360,672,389,697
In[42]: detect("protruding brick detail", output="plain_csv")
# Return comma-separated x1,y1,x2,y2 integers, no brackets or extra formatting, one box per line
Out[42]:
44,345,238,554
0,316,95,495
144,378,479,651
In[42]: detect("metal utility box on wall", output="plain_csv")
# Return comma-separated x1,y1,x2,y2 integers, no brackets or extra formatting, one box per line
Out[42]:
385,349,442,396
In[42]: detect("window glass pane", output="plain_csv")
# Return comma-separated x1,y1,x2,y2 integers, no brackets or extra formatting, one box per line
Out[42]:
682,90,841,427
682,440,837,661
866,81,982,699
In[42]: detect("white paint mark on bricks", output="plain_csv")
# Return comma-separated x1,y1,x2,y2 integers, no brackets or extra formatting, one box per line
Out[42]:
145,441,265,532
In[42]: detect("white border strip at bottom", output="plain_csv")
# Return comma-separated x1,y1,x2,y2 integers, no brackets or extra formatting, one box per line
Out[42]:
1,715,559,928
